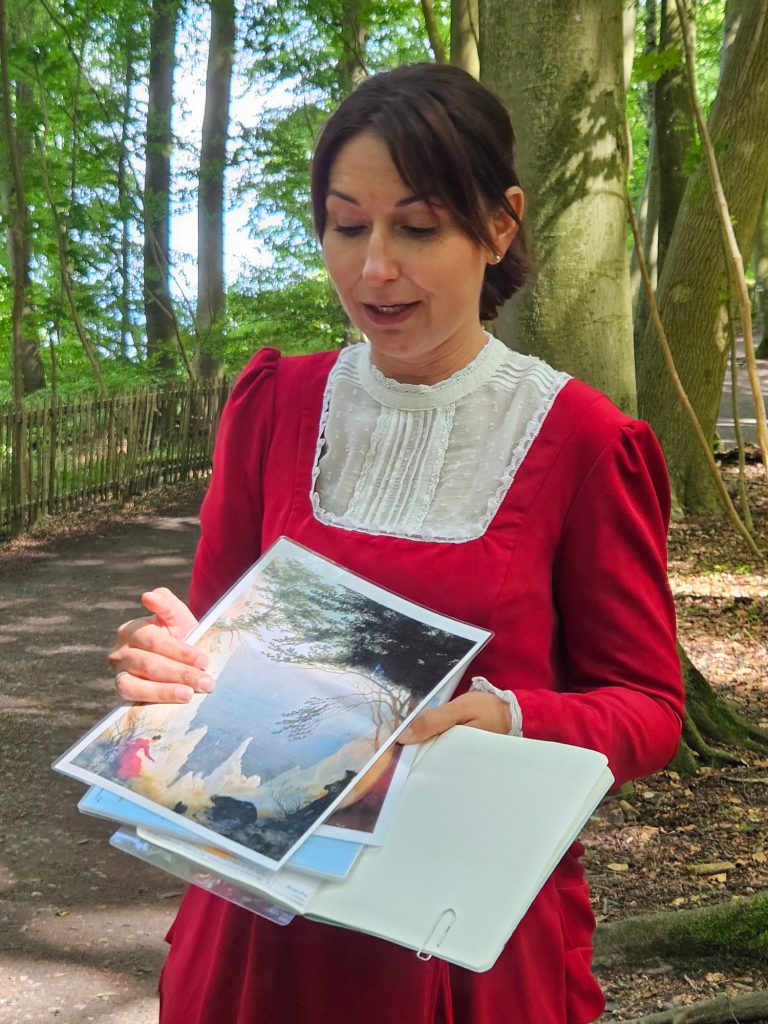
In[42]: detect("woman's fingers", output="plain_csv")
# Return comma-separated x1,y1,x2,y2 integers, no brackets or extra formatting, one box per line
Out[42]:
113,618,206,668
141,587,199,638
397,692,512,745
108,591,210,704
114,670,197,705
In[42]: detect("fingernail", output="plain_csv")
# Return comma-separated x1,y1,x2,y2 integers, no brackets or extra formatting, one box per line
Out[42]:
198,674,215,693
175,685,194,702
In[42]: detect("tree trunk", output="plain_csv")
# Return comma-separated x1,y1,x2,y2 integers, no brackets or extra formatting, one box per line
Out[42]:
670,645,768,774
118,23,136,361
194,0,235,379
481,0,636,414
635,3,768,511
420,0,446,63
754,197,768,358
335,0,369,97
0,11,45,395
144,0,179,372
635,0,695,378
631,0,660,332
655,0,694,272
451,0,479,77
0,0,28,530
720,0,747,74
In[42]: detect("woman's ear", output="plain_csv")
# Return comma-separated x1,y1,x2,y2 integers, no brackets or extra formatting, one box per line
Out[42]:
487,186,525,264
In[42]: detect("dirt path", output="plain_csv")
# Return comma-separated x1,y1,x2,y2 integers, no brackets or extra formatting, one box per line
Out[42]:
0,490,203,1024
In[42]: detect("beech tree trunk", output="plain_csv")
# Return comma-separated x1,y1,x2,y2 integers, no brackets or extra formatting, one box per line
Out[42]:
0,0,28,530
451,0,478,77
631,0,659,331
143,0,179,372
0,11,45,394
635,2,768,511
194,0,235,379
655,0,695,273
481,0,636,414
634,0,695,372
335,0,369,97
420,0,446,63
754,198,768,358
117,22,136,361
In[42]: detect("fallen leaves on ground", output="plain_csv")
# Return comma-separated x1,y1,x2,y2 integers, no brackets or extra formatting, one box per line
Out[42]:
589,466,768,1020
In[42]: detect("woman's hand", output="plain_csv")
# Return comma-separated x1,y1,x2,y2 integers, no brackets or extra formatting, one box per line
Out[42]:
397,691,512,745
108,588,213,704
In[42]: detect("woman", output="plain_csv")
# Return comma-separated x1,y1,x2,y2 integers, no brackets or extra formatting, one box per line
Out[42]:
110,64,684,1023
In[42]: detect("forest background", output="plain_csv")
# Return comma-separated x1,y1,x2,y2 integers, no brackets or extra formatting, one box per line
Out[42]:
1,1,768,1018
1,0,767,519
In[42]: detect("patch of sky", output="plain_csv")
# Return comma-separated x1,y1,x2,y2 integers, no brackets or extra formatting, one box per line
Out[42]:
169,3,305,304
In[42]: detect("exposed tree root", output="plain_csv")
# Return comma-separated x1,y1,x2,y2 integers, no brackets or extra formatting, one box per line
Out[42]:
617,990,768,1024
671,645,768,775
594,892,768,965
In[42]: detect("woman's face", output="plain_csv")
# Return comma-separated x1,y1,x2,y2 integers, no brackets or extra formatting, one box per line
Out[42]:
322,132,519,384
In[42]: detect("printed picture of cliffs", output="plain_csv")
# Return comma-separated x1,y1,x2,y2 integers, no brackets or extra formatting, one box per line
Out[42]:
59,539,488,869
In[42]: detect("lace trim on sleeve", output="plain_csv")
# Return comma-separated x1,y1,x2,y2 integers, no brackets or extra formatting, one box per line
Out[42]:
469,677,524,736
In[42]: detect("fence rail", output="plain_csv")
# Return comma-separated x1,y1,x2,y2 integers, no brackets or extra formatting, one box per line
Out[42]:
0,378,230,538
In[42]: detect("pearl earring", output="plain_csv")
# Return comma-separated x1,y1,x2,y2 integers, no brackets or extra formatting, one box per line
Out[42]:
494,253,502,264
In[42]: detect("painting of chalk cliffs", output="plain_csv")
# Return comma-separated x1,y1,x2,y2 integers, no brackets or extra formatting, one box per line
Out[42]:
57,538,490,870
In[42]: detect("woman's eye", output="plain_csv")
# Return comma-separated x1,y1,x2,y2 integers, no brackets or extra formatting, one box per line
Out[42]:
333,225,365,236
403,225,436,237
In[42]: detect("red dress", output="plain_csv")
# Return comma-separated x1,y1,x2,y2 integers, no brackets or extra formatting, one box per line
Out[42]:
159,348,683,1024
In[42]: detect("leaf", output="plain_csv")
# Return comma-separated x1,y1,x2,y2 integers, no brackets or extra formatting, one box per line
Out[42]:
607,862,630,872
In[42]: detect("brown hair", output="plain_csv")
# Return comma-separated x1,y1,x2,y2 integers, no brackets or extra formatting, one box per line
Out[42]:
311,63,529,320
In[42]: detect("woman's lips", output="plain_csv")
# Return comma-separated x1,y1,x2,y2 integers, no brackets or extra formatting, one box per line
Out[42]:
361,301,419,326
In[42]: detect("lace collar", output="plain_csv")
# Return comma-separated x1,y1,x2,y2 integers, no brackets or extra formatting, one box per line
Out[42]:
356,333,510,411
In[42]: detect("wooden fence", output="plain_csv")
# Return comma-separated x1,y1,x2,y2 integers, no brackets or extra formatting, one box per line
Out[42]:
0,378,230,537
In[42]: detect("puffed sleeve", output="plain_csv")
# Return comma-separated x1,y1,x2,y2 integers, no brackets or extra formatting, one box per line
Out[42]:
514,420,684,786
188,347,280,619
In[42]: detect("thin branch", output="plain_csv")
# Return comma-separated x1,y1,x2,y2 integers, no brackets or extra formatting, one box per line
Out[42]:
145,226,197,379
675,0,768,479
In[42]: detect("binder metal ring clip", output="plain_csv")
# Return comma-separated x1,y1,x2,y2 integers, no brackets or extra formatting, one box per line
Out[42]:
416,908,457,961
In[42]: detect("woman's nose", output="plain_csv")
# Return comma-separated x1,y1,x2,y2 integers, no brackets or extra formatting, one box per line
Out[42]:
361,231,399,284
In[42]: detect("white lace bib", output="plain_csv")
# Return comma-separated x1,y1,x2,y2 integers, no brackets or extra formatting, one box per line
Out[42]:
311,334,570,543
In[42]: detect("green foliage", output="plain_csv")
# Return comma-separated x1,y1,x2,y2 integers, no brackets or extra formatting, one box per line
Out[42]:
627,0,728,204
632,45,682,84
0,0,736,401
225,271,350,371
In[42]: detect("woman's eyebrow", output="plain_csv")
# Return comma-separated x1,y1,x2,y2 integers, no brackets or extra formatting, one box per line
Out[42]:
326,188,427,208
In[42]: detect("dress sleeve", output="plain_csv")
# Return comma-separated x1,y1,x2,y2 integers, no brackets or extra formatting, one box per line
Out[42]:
187,347,280,619
514,420,684,786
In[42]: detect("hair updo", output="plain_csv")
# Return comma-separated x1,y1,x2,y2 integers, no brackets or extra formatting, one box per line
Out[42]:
311,63,529,321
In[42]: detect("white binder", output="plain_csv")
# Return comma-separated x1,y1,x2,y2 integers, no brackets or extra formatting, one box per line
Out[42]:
136,726,613,972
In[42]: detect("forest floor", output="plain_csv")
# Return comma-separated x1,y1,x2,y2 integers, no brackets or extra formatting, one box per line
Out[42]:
0,467,766,1023
588,461,768,1021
